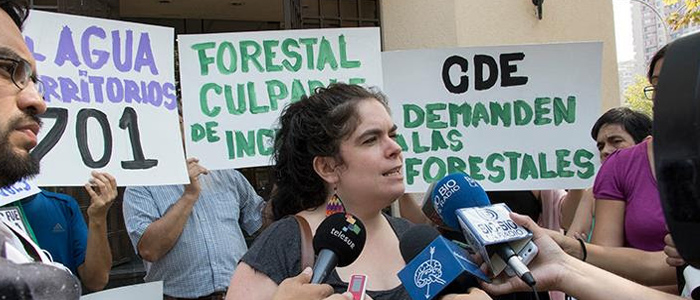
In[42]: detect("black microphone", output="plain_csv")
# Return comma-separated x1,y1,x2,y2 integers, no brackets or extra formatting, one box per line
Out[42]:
399,224,441,262
399,224,480,299
311,213,367,284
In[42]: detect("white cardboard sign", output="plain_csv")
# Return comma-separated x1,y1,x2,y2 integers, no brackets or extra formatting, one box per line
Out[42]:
24,11,188,186
382,42,602,192
178,27,383,169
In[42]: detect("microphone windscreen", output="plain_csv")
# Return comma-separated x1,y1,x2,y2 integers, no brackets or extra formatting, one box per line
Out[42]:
421,181,444,226
313,213,366,267
399,224,441,263
431,172,491,229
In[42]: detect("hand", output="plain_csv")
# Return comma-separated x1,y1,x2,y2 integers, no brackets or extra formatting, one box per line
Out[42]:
663,233,685,267
85,171,117,219
441,288,493,300
481,213,571,295
545,229,583,260
183,157,208,200
272,267,334,300
565,230,588,241
324,293,354,300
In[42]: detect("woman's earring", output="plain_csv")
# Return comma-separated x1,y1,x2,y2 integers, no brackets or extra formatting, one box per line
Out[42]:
326,188,346,216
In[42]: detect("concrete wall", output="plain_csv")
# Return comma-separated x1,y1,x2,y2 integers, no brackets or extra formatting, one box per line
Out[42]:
381,0,620,111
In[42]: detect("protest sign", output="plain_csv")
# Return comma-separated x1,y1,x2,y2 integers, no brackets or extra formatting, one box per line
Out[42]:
23,11,188,186
0,178,40,207
81,281,163,300
178,28,382,169
383,42,602,192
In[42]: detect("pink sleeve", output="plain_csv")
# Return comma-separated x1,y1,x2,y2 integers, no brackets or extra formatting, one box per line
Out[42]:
537,189,567,231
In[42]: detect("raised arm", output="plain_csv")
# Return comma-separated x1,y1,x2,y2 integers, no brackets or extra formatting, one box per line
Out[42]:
78,171,117,291
132,157,208,262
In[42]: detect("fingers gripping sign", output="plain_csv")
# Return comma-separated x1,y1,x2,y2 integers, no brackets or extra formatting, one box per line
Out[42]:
183,157,209,199
85,171,118,218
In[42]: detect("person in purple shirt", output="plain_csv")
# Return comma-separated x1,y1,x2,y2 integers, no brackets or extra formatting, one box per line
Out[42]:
584,46,677,290
591,45,666,252
515,46,678,290
592,138,666,251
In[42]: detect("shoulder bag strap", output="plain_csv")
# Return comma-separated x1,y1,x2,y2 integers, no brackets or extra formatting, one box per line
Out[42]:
293,215,315,270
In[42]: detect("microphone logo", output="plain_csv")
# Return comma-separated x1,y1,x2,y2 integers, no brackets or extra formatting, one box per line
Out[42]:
476,208,499,221
342,214,362,235
328,214,363,250
464,175,480,188
414,247,447,298
434,179,460,215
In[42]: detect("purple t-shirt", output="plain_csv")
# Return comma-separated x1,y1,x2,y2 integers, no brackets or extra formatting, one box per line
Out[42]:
593,140,668,251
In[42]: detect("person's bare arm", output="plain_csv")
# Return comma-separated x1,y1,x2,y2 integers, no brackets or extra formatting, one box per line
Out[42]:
137,158,208,262
559,189,584,230
590,199,625,247
78,171,117,291
226,262,279,300
482,213,683,300
398,193,431,224
566,189,594,239
550,227,676,286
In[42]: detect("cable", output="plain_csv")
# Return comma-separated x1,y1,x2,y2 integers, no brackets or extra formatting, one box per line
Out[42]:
495,246,537,287
521,271,537,287
531,284,541,300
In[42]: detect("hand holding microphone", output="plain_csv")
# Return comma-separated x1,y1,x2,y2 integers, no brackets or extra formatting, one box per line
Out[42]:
429,173,538,287
481,213,576,295
273,267,358,300
273,267,334,300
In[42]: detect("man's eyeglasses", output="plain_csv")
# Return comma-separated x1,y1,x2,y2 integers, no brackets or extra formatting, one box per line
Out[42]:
643,85,655,100
0,56,44,96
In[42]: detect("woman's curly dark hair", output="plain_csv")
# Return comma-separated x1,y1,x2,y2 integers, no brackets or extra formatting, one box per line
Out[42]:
270,83,388,220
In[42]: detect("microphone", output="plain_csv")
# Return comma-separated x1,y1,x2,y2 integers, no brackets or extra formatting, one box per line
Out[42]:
397,224,489,300
431,172,537,287
421,181,470,247
311,213,367,284
429,173,490,230
421,180,442,226
399,224,441,262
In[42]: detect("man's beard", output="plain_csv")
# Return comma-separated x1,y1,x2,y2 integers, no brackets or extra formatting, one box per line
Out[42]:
0,114,42,188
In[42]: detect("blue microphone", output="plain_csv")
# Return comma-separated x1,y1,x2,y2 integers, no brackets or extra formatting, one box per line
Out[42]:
397,224,490,300
429,173,490,230
430,172,538,287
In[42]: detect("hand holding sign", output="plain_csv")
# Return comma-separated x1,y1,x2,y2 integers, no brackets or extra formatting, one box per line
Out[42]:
183,157,209,200
85,171,117,219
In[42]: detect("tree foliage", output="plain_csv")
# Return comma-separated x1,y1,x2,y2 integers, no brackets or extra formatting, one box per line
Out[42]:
623,75,654,118
664,0,700,30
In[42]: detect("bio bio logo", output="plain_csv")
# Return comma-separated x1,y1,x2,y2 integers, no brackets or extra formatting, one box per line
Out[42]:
434,179,460,213
476,208,499,221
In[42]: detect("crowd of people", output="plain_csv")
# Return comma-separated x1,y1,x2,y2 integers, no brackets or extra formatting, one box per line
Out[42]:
0,0,696,299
